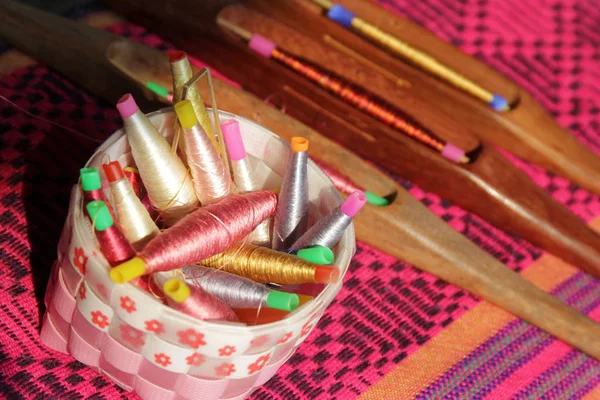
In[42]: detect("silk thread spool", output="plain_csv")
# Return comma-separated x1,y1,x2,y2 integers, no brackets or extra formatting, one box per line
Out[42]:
162,277,238,322
182,265,299,311
174,100,231,205
169,51,217,151
201,243,339,285
103,161,160,250
124,166,158,220
109,191,277,283
123,167,143,198
80,168,112,215
86,201,136,266
315,1,509,111
272,137,310,250
268,48,467,163
311,158,389,206
222,119,271,245
292,190,366,250
116,94,198,225
216,21,469,164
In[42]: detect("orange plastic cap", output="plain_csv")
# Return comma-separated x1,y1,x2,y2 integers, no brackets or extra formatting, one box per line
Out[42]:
314,265,340,284
102,161,124,183
291,137,309,152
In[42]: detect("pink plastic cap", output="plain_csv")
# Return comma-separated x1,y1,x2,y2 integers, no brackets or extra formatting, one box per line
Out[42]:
116,94,139,118
249,34,277,58
221,119,247,160
340,190,367,217
441,143,465,163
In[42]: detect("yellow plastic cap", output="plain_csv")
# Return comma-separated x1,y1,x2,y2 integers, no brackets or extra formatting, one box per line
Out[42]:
110,257,146,283
163,278,191,303
174,100,199,130
291,137,309,152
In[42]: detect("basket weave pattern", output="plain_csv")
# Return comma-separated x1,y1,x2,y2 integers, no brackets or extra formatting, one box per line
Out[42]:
40,110,354,400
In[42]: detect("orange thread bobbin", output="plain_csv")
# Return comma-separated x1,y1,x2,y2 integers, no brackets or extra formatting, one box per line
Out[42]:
270,48,445,152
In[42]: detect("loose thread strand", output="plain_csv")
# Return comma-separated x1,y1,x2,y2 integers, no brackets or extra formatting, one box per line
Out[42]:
0,93,104,143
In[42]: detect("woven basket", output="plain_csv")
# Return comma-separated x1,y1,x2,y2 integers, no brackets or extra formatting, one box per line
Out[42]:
40,108,356,400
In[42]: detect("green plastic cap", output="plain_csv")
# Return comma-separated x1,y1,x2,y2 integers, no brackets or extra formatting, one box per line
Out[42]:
86,201,114,231
365,191,390,206
296,245,334,265
80,168,102,192
266,291,300,311
146,81,170,98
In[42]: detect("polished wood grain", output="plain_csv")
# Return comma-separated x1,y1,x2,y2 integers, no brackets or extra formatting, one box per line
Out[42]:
259,0,600,197
229,3,480,152
330,0,520,102
4,0,600,359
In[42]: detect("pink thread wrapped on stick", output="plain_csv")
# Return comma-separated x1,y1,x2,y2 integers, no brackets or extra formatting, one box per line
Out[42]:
109,191,277,283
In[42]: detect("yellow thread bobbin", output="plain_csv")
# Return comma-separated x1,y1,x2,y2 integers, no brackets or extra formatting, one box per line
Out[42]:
350,18,494,105
170,51,218,150
201,243,339,285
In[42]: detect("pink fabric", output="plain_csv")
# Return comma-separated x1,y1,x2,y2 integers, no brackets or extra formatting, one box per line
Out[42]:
103,334,145,373
47,305,71,339
68,327,101,368
51,270,77,323
174,374,228,400
71,310,106,348
221,376,259,399
136,376,177,400
99,356,137,388
62,259,83,295
2,1,599,399
139,360,180,390
485,340,573,399
39,313,69,354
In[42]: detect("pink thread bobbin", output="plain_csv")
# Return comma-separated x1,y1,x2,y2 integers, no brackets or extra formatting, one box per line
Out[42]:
340,191,367,217
221,120,246,161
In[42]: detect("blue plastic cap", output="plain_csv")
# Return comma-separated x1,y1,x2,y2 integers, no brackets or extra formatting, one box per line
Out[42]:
327,4,355,27
490,94,509,111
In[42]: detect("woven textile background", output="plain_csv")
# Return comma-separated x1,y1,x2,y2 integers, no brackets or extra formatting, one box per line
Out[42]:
1,0,599,399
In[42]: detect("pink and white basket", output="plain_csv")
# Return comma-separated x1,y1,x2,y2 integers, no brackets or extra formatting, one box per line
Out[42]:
40,108,355,400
